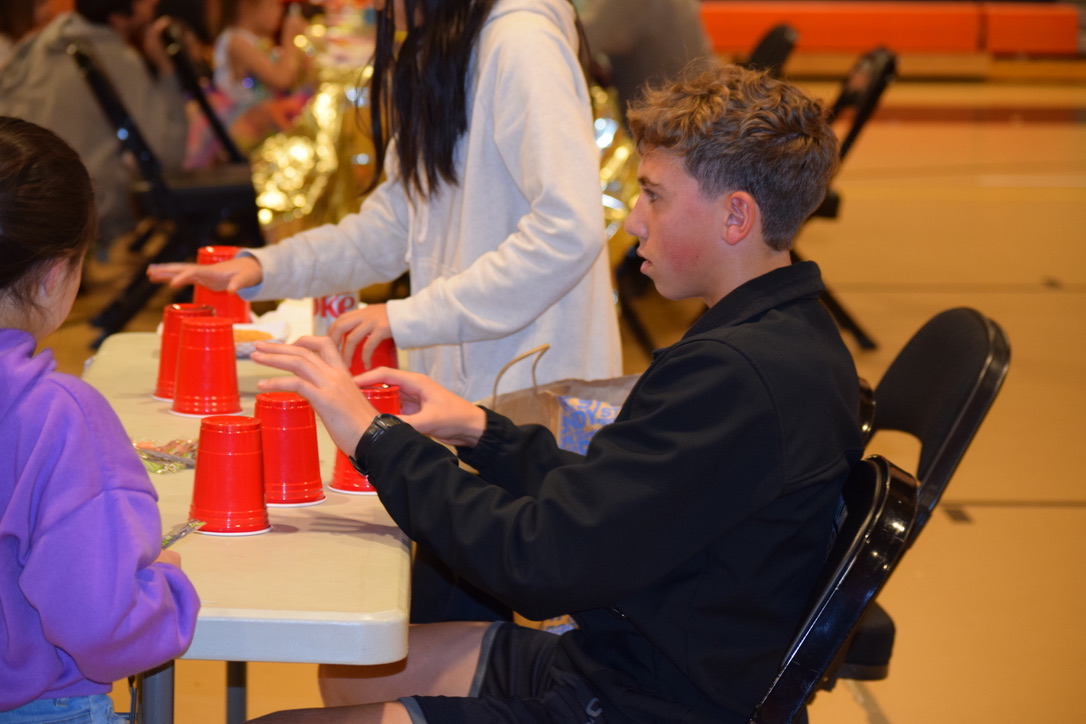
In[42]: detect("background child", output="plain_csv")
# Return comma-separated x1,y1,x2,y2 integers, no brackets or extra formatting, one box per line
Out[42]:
0,117,200,721
212,0,309,141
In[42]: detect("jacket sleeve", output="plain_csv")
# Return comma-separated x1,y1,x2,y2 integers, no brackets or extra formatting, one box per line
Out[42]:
369,340,783,619
18,381,199,684
241,161,412,302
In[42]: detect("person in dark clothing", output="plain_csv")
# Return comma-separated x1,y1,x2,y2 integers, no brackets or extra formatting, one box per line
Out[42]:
156,0,210,42
246,60,860,724
579,0,711,128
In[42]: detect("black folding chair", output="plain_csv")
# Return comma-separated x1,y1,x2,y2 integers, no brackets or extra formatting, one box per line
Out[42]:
796,46,898,351
744,23,798,78
67,40,262,345
750,455,919,723
812,46,898,221
826,307,1011,685
162,19,247,164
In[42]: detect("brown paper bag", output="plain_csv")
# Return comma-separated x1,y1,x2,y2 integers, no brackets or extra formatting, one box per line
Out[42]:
481,345,638,453
480,346,638,632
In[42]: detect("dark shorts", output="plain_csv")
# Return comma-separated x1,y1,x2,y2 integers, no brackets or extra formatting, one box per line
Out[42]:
402,622,608,724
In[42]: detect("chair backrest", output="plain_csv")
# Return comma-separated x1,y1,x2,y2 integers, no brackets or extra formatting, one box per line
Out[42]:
66,41,163,181
750,455,919,723
66,40,176,213
162,20,247,163
828,46,897,161
870,307,1010,533
745,24,799,78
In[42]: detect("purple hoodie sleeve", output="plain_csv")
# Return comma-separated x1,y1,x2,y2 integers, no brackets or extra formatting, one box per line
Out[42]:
16,376,199,684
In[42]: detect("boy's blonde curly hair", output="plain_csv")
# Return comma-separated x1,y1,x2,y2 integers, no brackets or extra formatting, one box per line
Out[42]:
627,62,838,251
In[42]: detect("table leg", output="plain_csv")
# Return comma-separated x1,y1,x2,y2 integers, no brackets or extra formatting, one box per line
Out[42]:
227,661,247,724
139,661,175,724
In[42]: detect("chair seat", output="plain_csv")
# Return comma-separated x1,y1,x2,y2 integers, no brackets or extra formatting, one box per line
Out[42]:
168,162,255,191
163,164,258,214
834,602,894,682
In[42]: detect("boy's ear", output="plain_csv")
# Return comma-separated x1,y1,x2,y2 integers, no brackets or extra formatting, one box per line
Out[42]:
721,191,759,246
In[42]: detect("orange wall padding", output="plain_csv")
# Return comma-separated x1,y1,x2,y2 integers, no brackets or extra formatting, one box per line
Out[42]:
700,1,982,54
700,1,1080,56
983,3,1080,54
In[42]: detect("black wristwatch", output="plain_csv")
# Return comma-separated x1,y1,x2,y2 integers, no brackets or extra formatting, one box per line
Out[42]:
351,413,406,476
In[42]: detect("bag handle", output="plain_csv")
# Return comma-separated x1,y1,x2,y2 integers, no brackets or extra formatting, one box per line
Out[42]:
489,344,549,408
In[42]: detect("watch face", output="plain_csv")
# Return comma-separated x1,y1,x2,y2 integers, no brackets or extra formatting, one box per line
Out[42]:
376,414,401,429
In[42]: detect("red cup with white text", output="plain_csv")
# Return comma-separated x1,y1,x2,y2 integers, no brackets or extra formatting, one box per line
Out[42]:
313,292,359,336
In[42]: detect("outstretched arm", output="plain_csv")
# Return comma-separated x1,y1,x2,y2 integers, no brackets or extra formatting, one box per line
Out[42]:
147,255,264,293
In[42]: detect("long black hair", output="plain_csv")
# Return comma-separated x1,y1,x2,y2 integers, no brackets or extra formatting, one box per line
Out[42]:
368,0,498,199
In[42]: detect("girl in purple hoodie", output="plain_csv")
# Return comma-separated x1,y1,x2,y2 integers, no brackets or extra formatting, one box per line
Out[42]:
0,117,200,722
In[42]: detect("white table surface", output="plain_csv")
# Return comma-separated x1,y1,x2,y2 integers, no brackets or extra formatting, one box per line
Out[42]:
83,332,410,666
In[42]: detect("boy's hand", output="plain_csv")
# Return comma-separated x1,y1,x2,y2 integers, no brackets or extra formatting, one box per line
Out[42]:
355,367,487,449
252,337,377,456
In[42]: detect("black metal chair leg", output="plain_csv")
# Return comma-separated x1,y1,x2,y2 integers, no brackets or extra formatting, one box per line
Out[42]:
91,221,208,343
91,275,165,347
615,243,658,357
618,286,657,358
820,288,877,350
790,250,877,350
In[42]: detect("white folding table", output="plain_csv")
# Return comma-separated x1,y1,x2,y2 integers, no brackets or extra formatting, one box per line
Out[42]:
83,332,411,723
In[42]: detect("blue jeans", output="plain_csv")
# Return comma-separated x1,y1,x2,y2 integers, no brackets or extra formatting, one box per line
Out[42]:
0,695,126,724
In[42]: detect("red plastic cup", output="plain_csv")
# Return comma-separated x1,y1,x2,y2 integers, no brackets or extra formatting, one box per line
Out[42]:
329,384,401,495
193,245,252,323
153,303,215,401
254,392,325,506
190,415,270,535
348,336,398,375
171,317,243,416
